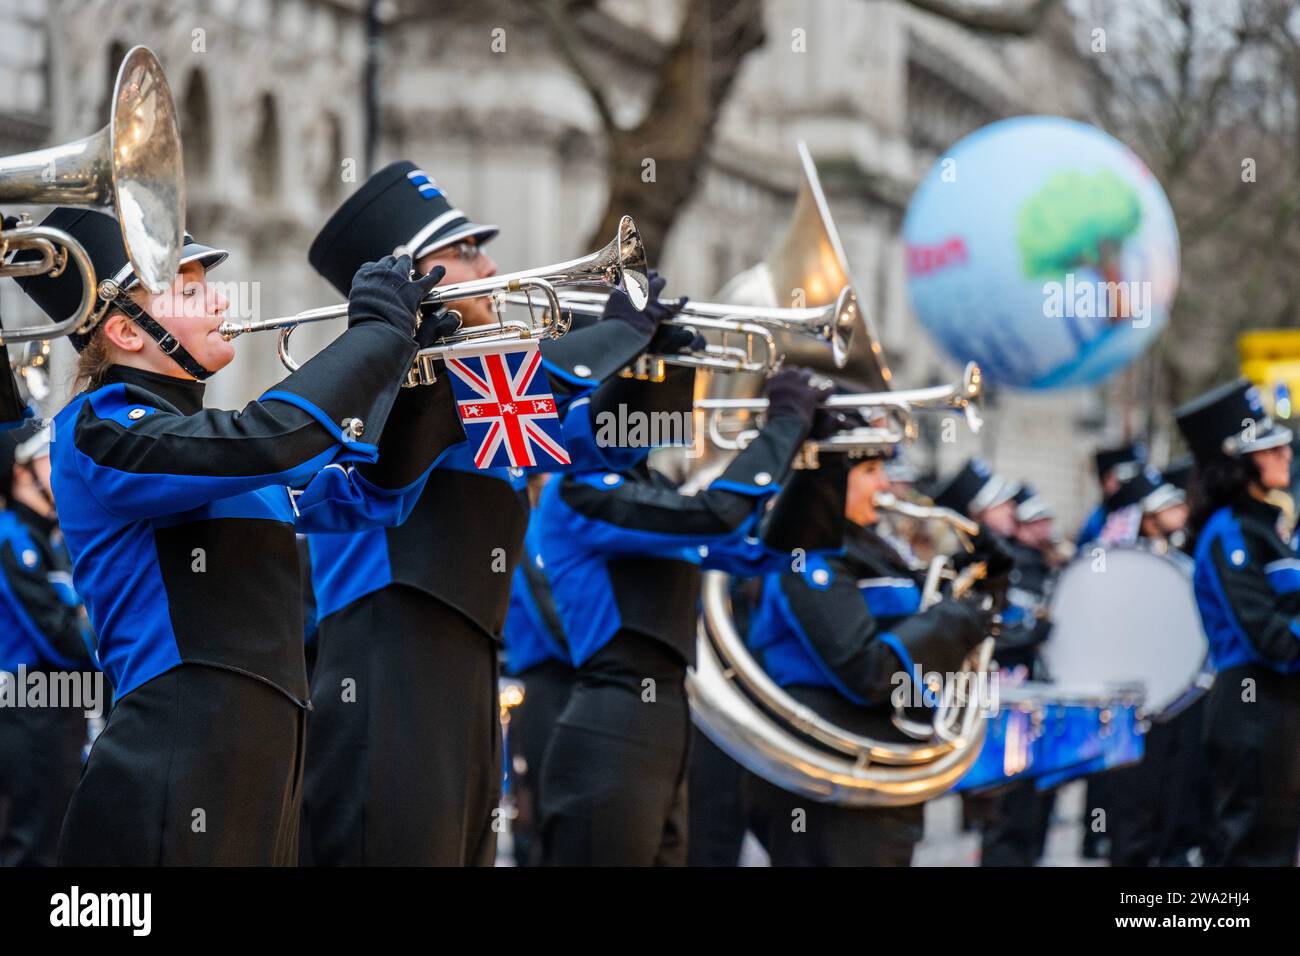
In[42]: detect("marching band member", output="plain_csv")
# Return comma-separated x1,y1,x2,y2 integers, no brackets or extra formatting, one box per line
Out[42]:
15,207,459,865
1076,443,1145,545
533,367,840,866
1097,466,1211,866
743,445,1000,866
0,424,92,866
931,459,1055,866
301,163,677,866
1176,379,1300,866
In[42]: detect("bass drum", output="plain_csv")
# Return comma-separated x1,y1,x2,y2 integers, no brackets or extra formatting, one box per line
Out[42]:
1044,546,1213,721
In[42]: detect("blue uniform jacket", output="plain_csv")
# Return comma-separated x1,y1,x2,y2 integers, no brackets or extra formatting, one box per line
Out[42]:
50,324,456,703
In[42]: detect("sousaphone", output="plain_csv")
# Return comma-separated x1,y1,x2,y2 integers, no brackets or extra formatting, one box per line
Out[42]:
684,142,993,806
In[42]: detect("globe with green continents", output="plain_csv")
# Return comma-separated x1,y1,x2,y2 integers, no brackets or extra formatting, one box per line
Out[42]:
902,116,1180,389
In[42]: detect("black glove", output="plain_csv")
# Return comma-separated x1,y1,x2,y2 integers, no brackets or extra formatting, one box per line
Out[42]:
927,598,995,653
764,368,834,427
347,255,443,337
416,309,462,350
810,408,865,443
952,525,1015,578
601,269,684,336
647,322,705,356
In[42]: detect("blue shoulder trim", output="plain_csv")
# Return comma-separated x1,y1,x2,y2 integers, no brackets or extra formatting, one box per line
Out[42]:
87,383,159,428
261,389,380,463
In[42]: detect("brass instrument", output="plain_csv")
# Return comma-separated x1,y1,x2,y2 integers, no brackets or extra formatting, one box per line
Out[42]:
696,361,983,434
219,217,649,386
0,46,185,343
685,143,995,806
8,340,53,404
505,283,859,376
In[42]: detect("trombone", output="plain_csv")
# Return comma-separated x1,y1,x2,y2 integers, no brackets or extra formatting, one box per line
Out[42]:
500,284,859,376
0,46,185,344
218,216,649,386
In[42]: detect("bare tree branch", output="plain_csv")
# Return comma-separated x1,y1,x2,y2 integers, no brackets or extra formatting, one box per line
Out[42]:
901,0,1061,36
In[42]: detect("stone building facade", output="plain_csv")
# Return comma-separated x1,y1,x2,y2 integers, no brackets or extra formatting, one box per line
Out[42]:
3,0,1110,526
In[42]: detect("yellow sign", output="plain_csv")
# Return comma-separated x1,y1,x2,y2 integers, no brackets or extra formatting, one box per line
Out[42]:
1240,331,1300,418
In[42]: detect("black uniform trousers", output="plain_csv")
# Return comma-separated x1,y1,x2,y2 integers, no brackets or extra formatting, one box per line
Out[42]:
303,584,501,866
539,630,690,866
0,695,85,866
1106,698,1214,866
978,779,1054,866
687,727,749,866
745,685,924,867
508,659,575,867
58,664,304,866
1203,666,1300,866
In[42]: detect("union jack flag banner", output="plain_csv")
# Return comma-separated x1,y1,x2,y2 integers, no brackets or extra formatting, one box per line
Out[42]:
444,340,571,469
1098,503,1142,549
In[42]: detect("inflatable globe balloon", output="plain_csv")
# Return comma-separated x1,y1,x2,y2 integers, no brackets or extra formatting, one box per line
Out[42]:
902,116,1179,389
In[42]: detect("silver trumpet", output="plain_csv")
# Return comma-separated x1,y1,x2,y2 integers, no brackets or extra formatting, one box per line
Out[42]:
695,361,983,433
218,216,650,385
0,46,185,344
505,283,859,376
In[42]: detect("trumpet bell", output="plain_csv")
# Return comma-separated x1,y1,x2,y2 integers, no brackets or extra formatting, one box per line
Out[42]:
614,215,650,309
0,46,183,294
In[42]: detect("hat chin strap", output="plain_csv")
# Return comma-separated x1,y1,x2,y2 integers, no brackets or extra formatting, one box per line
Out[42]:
108,294,217,381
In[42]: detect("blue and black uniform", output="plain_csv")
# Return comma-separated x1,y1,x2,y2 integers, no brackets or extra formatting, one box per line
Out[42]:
1191,496,1300,864
0,496,93,866
302,317,659,866
532,400,818,865
501,512,573,866
745,462,987,866
50,316,460,865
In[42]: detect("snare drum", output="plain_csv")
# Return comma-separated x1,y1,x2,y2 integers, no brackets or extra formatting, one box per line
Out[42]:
1044,545,1213,721
953,683,1145,793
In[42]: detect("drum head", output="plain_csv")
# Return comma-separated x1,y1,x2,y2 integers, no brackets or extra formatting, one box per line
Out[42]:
1044,548,1209,717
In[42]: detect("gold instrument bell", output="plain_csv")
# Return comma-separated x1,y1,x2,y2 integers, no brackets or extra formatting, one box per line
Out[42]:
716,140,892,393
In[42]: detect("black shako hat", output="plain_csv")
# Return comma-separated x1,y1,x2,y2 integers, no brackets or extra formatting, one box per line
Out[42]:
1163,456,1193,492
1175,378,1293,464
932,457,1016,518
309,161,499,296
1013,483,1054,523
13,208,227,352
1108,465,1184,515
1094,442,1145,484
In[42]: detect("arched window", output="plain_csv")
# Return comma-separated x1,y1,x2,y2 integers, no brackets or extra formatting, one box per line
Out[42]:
252,93,281,200
180,71,212,181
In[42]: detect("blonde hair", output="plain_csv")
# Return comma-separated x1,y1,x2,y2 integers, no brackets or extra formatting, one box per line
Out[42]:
72,324,118,394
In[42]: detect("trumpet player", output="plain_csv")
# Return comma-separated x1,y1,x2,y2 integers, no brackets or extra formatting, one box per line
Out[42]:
14,207,461,866
533,367,832,865
300,163,683,866
743,440,1001,866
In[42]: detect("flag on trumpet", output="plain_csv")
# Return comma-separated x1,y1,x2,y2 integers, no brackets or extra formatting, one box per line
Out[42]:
445,341,571,469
